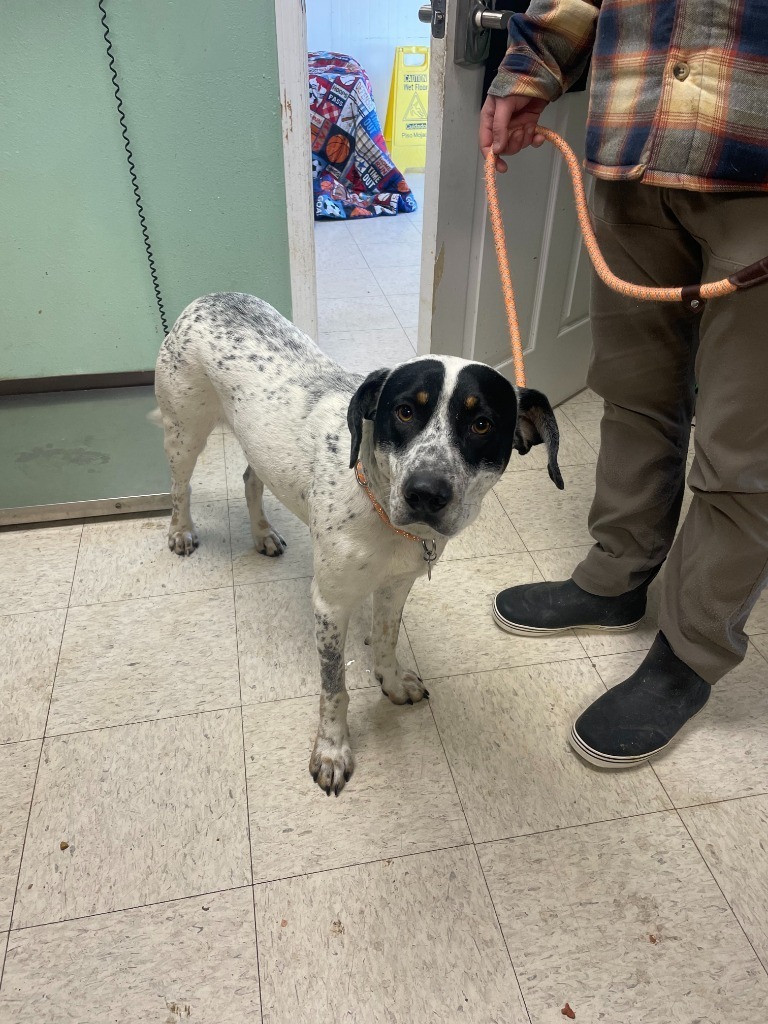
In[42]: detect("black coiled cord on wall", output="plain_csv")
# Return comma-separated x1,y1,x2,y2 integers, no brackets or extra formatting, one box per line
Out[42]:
98,0,168,335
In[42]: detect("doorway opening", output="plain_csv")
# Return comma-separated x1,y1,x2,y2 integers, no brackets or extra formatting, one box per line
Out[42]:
305,2,431,376
278,0,593,406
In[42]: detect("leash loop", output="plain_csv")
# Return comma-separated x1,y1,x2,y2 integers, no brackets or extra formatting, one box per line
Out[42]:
484,127,767,385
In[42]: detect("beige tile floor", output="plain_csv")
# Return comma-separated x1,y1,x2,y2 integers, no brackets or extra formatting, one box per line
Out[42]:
2,198,768,1021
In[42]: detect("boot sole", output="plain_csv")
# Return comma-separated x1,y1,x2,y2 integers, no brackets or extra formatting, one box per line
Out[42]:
492,599,643,637
568,727,661,768
569,706,706,769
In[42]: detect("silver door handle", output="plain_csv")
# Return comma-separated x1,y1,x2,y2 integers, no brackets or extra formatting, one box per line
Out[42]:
456,1,512,66
420,0,510,60
475,8,511,31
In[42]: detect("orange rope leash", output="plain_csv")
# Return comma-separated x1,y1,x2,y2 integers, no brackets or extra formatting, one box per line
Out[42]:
484,146,528,388
483,126,761,387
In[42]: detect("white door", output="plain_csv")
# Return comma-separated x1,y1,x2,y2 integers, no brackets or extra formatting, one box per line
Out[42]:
278,0,592,405
417,0,592,404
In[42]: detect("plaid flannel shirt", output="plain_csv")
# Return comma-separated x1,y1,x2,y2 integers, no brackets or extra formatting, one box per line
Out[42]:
489,0,768,191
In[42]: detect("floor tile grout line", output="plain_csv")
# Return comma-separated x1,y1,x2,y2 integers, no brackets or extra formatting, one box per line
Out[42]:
235,571,315,589
0,736,52,750
322,265,390,304
497,456,598,489
6,883,254,935
556,389,601,407
421,701,474,847
219,467,237,592
64,498,231,531
514,540,591,557
346,225,420,255
314,325,416,350
11,789,759,932
670,789,768,811
650,762,768,972
357,242,422,275
747,636,768,667
422,648,597,681
498,459,598,490
241,683,377,705
578,641,614,678
526,547,556,580
488,489,526,549
226,499,265,1024
246,879,265,1024
399,618,421,684
424,695,533,1023
66,583,235,613
672,803,768,978
250,840,476,893
476,804,679,849
389,302,419,337
39,701,246,743
5,844,479,937
0,604,69,620
0,524,84,990
382,277,421,335
557,406,603,457
222,429,246,504
470,846,534,1024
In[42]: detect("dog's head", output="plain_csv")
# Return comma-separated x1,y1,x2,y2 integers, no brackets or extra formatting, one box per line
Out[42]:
347,356,563,540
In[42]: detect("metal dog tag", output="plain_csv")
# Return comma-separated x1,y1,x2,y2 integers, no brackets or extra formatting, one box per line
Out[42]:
422,540,438,581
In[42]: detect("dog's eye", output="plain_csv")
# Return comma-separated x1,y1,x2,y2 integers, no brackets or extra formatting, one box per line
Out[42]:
471,417,493,435
396,405,414,423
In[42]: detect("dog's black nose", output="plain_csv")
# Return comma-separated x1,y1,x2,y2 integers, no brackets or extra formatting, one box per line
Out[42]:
403,473,453,514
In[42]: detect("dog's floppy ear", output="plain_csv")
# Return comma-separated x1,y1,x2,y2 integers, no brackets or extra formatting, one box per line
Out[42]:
347,368,390,468
514,387,564,489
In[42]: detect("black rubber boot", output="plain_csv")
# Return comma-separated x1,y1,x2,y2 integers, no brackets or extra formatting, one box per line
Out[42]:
570,633,711,768
493,577,649,636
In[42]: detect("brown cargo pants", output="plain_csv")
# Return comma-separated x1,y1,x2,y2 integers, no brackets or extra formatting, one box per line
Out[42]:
571,179,768,683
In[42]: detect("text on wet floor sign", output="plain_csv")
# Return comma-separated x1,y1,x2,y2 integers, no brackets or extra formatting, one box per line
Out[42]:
384,46,430,172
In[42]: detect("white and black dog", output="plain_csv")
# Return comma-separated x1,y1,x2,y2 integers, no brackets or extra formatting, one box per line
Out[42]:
153,293,562,795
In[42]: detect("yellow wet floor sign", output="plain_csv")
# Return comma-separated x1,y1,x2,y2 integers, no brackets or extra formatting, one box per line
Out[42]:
384,46,429,172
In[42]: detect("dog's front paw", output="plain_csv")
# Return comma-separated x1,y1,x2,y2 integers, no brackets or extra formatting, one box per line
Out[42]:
254,528,286,558
376,666,429,705
168,527,199,556
309,733,354,796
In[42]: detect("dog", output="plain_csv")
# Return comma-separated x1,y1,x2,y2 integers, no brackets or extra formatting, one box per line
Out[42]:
153,293,563,795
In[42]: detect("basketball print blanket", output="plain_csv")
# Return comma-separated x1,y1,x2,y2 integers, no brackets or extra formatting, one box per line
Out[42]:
309,51,418,220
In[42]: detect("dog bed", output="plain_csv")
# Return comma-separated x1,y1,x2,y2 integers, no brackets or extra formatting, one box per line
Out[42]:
309,51,418,220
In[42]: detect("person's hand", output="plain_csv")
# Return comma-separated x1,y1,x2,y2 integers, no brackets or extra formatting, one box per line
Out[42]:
479,94,548,172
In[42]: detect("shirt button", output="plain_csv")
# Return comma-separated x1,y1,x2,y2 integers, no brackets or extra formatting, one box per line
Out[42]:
673,61,689,81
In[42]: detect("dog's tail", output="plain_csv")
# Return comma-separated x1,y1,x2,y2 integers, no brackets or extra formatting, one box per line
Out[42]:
146,407,164,429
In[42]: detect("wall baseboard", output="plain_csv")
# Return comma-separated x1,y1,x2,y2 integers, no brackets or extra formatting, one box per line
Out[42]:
0,371,155,396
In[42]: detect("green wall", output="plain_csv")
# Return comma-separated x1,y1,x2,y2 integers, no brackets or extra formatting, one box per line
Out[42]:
1,0,291,381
